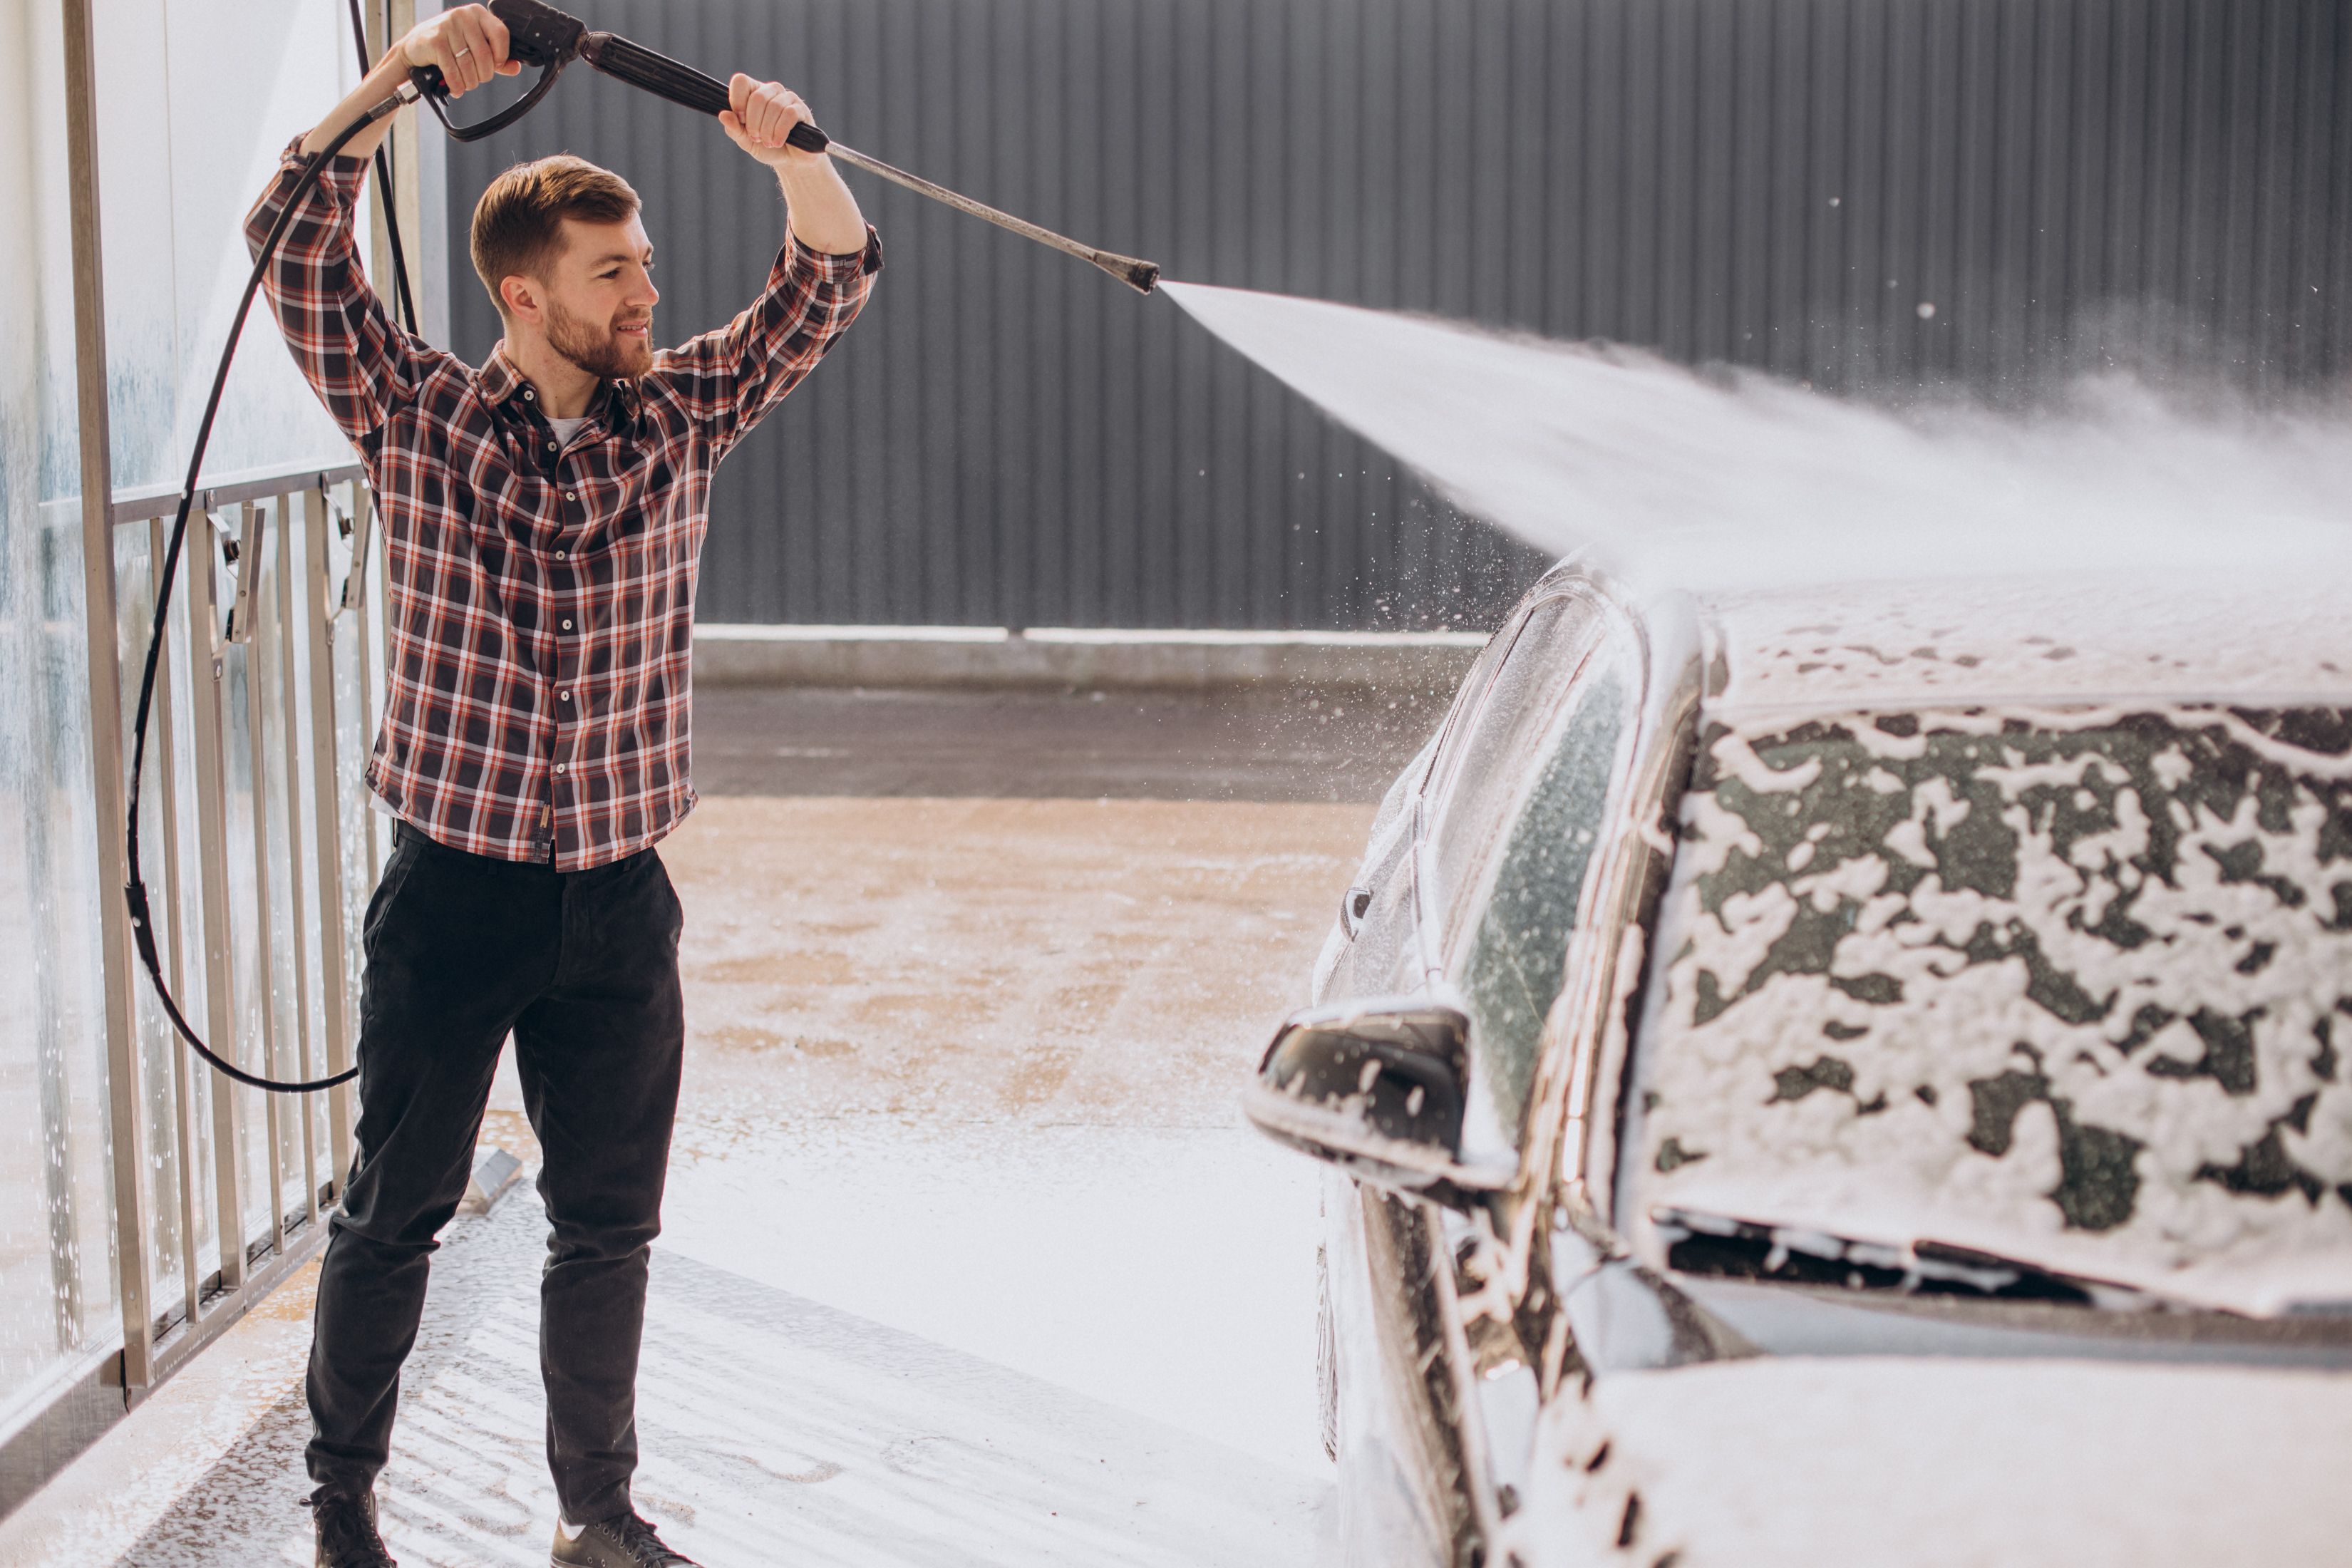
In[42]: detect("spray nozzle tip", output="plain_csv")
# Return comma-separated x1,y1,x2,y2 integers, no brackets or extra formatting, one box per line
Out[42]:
1099,255,1160,295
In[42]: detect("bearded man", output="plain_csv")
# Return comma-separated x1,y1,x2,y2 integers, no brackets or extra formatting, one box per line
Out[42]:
244,7,878,1564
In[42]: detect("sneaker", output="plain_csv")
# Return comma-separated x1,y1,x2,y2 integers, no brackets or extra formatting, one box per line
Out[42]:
550,1510,700,1567
312,1490,397,1567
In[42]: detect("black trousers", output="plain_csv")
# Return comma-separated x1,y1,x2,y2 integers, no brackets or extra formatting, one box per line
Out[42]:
306,821,685,1525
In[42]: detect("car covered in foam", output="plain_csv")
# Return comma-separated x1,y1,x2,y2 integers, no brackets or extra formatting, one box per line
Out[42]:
1244,562,2352,1568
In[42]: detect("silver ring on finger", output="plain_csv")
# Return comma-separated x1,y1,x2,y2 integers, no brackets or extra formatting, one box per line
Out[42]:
456,46,473,56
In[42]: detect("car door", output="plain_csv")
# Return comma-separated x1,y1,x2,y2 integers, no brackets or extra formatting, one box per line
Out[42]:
1422,617,1646,1532
1316,592,1584,1010
1326,585,1639,1567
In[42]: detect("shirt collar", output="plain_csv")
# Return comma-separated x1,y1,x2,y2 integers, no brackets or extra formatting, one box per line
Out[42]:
481,344,641,430
480,344,530,408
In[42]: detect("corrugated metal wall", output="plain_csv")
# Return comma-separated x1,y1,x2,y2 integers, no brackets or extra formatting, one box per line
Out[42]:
444,0,2352,629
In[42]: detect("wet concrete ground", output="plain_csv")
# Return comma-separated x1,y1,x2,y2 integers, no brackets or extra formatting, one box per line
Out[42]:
0,685,1430,1567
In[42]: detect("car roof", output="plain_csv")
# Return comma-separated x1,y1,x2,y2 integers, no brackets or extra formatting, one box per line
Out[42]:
1679,568,2352,718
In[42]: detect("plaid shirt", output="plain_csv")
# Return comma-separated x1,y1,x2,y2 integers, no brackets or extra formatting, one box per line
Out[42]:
247,140,878,870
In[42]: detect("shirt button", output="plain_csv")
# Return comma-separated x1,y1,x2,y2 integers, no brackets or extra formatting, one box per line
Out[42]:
546,441,557,451
555,550,567,559
565,490,577,501
522,388,535,401
561,618,573,630
555,763,567,775
559,691,571,702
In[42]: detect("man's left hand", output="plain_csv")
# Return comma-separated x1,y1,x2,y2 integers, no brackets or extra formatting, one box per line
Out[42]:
720,73,867,254
721,75,824,169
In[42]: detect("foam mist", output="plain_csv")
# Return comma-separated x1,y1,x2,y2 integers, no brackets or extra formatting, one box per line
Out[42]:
1162,283,2352,595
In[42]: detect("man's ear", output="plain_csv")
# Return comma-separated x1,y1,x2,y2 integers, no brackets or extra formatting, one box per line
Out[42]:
500,273,545,324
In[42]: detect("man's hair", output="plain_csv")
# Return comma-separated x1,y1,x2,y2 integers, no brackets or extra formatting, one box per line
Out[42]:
470,155,641,316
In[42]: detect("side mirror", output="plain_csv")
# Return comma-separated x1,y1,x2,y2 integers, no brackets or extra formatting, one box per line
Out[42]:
1241,995,1505,1209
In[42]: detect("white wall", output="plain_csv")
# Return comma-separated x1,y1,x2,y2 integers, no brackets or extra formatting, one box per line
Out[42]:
93,0,372,490
0,0,400,1433
0,0,118,1428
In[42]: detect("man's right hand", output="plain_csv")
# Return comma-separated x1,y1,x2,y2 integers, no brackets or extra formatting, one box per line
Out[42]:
398,4,521,97
299,1,518,157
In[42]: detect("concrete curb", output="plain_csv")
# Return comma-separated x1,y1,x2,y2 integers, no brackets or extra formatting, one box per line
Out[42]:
692,624,1490,692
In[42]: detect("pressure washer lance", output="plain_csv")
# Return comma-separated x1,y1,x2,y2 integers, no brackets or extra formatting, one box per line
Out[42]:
126,2,1163,1098
411,0,1161,294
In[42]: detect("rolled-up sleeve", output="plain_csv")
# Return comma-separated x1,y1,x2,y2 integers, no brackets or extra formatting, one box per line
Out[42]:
243,137,431,448
646,225,882,452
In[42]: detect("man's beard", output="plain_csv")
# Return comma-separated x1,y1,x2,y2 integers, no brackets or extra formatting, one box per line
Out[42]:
546,300,653,380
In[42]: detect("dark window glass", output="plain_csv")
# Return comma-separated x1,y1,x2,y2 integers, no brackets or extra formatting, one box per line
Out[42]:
1453,647,1635,1148
1427,595,1597,935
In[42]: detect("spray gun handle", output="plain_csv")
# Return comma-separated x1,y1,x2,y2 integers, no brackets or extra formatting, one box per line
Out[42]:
408,56,572,140
404,0,586,138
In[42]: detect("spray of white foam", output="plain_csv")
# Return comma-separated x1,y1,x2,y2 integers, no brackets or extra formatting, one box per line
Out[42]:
1160,283,2352,593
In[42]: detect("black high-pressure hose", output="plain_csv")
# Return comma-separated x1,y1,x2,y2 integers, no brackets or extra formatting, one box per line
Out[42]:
129,0,1162,1096
123,89,416,1095
345,0,418,334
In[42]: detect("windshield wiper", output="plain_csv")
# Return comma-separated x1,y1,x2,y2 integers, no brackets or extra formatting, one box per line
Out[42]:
1651,1206,2166,1309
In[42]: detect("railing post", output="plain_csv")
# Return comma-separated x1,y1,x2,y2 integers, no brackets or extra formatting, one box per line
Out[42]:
149,517,205,1333
237,500,287,1260
368,482,390,889
185,510,249,1291
61,0,156,1395
306,483,359,1182
278,496,323,1222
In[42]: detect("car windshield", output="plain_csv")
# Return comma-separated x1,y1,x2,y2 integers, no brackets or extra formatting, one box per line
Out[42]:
1621,705,2352,1317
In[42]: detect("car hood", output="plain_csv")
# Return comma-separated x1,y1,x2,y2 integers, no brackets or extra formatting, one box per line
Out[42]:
1507,1354,2352,1568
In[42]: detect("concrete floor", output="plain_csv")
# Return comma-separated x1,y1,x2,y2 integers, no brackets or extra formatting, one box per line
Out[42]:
0,686,1426,1567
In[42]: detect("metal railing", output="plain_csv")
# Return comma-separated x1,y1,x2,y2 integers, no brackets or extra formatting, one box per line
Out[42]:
29,0,418,1511
92,463,389,1398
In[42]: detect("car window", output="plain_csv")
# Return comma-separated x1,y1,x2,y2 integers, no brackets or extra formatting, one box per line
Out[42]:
1425,594,1601,934
1321,775,1425,1003
1425,595,1549,785
1451,639,1637,1153
1621,704,2352,1318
